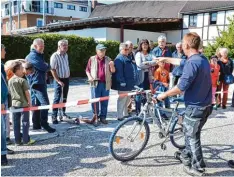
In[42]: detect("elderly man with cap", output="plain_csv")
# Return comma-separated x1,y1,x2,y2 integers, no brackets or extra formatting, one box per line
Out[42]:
86,44,115,124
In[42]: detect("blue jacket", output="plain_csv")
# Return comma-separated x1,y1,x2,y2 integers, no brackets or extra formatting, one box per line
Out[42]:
152,46,172,58
172,50,187,77
112,54,136,91
25,49,50,86
1,62,8,104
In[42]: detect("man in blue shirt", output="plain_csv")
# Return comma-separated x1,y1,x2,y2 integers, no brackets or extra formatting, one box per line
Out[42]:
157,33,212,176
26,38,55,133
171,42,187,86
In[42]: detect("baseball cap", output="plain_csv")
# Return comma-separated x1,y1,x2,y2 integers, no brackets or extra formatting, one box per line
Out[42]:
96,44,107,50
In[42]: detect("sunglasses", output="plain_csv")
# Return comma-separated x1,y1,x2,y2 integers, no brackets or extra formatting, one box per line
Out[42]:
124,48,129,51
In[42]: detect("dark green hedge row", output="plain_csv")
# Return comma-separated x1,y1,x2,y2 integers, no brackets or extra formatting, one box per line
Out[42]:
1,34,175,77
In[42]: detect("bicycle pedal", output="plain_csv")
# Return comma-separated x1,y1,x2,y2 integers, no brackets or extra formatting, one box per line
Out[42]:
160,143,167,150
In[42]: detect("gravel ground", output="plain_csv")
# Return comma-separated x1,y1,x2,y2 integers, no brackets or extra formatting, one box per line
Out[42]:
2,79,234,176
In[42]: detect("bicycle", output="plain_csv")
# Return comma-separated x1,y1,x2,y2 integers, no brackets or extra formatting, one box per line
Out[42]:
109,87,185,162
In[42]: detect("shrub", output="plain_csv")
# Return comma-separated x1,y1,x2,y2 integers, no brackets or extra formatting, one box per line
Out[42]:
1,34,176,76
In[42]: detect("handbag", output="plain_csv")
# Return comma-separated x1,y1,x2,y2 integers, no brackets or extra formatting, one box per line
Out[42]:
224,74,234,85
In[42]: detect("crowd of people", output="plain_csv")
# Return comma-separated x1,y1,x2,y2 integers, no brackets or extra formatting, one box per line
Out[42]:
1,32,234,174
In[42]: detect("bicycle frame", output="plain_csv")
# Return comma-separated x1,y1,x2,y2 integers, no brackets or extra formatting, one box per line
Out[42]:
129,91,182,143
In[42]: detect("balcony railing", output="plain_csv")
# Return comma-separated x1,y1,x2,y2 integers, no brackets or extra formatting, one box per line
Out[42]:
2,6,54,16
29,5,54,14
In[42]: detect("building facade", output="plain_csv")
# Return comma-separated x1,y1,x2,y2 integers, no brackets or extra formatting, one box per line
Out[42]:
1,0,91,35
181,2,234,46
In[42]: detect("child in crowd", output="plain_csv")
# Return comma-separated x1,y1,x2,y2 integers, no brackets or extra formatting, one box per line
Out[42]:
210,56,220,109
4,59,26,145
153,61,170,118
8,61,35,145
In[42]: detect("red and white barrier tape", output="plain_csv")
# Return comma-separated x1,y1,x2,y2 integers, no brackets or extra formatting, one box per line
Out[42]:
215,90,233,94
1,89,233,115
1,91,148,115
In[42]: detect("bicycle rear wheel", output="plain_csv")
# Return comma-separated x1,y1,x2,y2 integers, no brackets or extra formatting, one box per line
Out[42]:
169,116,185,150
109,116,150,162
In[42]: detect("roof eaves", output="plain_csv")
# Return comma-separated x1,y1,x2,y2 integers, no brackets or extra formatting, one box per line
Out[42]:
180,5,234,14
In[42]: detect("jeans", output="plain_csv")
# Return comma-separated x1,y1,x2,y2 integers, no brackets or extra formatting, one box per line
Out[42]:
31,84,49,127
12,107,30,144
1,101,7,155
135,72,150,114
52,78,69,117
181,105,212,169
91,82,110,119
232,91,234,106
31,90,41,129
117,91,130,119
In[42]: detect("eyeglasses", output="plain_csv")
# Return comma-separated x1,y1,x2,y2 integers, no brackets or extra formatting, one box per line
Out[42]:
100,49,106,52
124,48,129,51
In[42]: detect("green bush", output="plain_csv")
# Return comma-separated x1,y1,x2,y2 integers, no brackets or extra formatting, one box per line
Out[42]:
204,16,234,59
1,34,176,77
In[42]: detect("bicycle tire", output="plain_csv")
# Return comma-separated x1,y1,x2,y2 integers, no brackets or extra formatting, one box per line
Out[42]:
109,116,150,162
169,117,185,150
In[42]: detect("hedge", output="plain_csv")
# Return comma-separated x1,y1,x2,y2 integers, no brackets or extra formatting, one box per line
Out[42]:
1,34,176,77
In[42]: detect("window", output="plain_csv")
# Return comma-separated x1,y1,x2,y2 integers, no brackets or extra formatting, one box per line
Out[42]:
79,6,87,12
54,2,63,9
67,5,75,10
13,1,18,13
210,12,217,25
189,14,197,27
5,3,9,15
37,18,43,27
6,22,9,32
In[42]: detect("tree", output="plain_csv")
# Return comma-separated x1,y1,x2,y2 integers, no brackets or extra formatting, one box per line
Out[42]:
204,15,234,59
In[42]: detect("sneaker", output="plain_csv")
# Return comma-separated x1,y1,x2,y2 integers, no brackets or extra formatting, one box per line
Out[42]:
24,139,36,146
42,125,56,133
7,148,15,155
222,105,227,109
183,166,205,176
6,137,13,145
100,119,108,124
33,126,41,130
228,160,234,168
213,104,218,110
15,142,23,146
52,117,58,124
117,117,124,121
1,155,8,166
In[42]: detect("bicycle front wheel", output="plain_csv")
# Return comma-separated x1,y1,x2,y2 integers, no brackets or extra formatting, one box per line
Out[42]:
109,116,150,162
169,116,185,150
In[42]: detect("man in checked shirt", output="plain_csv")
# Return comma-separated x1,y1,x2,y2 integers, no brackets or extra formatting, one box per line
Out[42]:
50,39,71,124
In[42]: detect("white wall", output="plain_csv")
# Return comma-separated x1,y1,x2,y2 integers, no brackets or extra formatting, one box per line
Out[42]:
123,29,164,45
54,28,107,41
106,28,120,41
217,11,225,25
107,28,165,45
197,14,203,27
183,15,189,28
53,1,90,18
226,10,234,24
164,30,181,44
204,13,209,26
